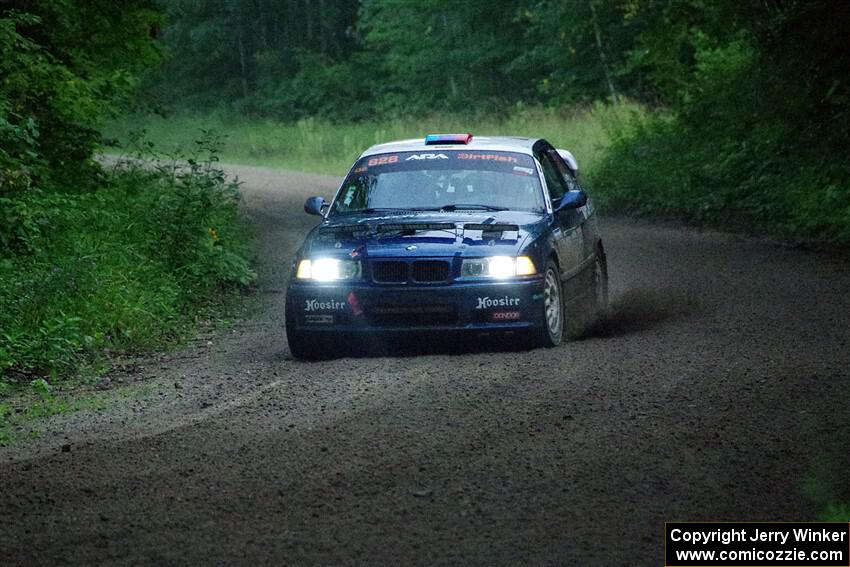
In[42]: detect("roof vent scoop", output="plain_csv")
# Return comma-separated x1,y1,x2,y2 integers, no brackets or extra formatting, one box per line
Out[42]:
425,133,473,145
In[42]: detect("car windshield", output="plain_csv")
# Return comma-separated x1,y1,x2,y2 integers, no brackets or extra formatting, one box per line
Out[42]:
330,150,545,215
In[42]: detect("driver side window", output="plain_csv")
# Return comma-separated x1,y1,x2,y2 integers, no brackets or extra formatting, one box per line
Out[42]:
538,151,568,201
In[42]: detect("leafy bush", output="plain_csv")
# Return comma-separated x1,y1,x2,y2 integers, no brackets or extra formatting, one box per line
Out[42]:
0,4,254,394
592,9,850,243
0,134,255,386
595,112,850,242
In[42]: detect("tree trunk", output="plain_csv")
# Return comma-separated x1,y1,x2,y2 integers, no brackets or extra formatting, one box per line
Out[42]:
318,0,328,56
589,1,619,104
442,14,458,98
305,0,314,43
237,34,250,100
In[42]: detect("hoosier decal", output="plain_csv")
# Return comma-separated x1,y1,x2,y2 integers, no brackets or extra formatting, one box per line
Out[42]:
305,298,346,312
476,296,521,309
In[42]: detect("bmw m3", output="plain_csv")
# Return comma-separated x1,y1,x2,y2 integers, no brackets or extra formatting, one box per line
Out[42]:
285,134,608,359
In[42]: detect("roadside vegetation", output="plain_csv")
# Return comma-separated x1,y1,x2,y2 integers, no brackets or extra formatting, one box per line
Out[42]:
593,5,850,242
0,3,255,422
107,104,637,177
0,143,254,379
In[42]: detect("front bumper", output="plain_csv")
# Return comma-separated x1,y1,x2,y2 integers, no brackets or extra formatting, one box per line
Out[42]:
286,277,546,334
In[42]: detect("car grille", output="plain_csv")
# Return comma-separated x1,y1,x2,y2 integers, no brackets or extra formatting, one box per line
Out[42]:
412,260,450,283
371,260,452,284
371,261,408,283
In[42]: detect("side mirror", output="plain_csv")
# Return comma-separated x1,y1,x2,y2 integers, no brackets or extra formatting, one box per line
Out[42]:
304,196,327,216
554,190,587,212
556,149,579,174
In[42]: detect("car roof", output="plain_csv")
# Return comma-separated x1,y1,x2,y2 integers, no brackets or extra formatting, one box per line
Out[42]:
360,135,542,158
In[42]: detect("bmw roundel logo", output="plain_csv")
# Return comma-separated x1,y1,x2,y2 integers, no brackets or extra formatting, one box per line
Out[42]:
406,245,418,251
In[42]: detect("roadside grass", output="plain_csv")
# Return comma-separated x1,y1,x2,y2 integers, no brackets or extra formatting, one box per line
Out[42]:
0,376,162,446
0,134,256,418
105,103,641,177
0,386,106,445
819,503,850,522
802,439,850,522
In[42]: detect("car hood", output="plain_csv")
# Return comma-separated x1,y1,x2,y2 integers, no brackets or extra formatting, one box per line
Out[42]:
301,211,549,259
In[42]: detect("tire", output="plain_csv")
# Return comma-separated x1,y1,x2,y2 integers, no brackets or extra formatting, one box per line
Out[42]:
285,297,324,360
534,259,565,348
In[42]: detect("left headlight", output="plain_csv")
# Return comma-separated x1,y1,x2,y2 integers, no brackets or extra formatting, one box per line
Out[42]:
296,258,361,281
460,256,536,278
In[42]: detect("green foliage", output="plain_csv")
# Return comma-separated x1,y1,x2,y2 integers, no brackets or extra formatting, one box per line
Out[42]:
145,0,642,118
147,0,360,117
0,2,257,396
516,0,646,103
592,0,850,243
819,503,850,522
254,53,371,123
358,0,534,113
0,387,108,445
0,136,255,386
0,2,161,192
120,131,256,287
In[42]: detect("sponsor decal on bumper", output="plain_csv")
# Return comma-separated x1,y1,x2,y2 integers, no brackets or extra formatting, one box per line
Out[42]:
475,295,521,309
491,311,522,321
304,314,334,325
304,298,346,312
289,278,543,331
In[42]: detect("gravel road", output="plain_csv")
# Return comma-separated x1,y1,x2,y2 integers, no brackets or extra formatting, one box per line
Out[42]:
2,165,849,566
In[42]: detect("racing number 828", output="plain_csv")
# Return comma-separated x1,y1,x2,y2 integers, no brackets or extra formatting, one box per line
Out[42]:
367,155,399,167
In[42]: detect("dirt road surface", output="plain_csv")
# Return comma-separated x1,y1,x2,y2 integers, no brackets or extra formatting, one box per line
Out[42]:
2,165,849,565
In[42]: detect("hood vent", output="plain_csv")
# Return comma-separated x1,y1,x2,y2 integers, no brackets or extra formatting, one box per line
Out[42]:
376,223,455,233
317,228,370,241
463,223,519,240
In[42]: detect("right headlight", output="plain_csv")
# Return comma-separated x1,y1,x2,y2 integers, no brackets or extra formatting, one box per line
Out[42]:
460,256,536,278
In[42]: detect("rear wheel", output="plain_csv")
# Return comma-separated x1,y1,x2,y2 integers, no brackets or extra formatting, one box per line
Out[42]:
534,260,564,348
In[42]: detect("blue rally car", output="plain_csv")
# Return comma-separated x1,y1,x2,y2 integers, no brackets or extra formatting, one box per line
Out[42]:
285,134,608,359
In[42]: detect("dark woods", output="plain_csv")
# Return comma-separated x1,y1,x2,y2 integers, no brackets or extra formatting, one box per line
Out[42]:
149,1,850,241
149,1,850,128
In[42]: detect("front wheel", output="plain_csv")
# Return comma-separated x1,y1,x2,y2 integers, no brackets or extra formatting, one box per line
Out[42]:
285,297,325,360
533,260,564,348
